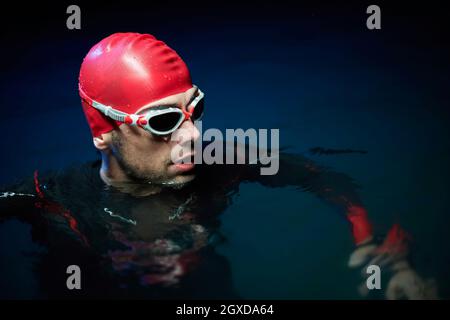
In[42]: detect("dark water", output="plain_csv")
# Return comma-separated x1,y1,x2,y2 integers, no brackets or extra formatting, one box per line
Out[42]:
0,2,449,299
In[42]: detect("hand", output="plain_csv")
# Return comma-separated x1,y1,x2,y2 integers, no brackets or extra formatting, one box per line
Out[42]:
348,225,439,300
385,261,438,300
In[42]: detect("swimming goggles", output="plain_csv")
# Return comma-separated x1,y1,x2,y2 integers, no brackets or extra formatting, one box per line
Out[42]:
79,85,204,136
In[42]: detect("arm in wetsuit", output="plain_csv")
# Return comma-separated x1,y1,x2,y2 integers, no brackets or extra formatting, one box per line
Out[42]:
234,150,439,299
241,152,373,245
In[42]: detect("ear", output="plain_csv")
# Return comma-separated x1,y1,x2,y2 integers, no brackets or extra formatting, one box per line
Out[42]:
92,132,112,151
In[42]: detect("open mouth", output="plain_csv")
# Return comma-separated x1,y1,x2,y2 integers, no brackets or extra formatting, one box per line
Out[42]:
173,162,195,172
169,153,196,173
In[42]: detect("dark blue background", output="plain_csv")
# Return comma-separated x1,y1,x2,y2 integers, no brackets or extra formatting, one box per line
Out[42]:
1,1,449,298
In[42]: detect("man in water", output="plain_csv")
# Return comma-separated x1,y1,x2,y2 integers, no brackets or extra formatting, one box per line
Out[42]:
0,33,437,299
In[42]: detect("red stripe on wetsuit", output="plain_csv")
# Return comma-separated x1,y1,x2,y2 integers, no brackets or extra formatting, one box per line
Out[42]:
33,170,89,246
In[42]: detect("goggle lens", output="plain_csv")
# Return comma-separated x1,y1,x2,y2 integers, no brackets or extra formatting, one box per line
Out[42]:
148,112,183,133
147,96,205,134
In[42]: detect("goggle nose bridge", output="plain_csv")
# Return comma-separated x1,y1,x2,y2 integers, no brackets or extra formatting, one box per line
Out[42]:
182,109,193,121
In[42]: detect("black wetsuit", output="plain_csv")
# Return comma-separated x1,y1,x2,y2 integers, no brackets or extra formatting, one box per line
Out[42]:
0,153,367,299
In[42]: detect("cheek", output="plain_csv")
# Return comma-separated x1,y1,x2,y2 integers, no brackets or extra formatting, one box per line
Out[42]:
121,128,173,163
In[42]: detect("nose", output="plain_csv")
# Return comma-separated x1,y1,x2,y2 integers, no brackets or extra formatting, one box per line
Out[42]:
173,118,200,145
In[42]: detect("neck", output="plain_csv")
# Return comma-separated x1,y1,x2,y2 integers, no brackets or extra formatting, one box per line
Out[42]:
99,153,162,197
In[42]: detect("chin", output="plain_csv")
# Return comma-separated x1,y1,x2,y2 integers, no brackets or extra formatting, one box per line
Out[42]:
175,173,196,185
162,173,196,189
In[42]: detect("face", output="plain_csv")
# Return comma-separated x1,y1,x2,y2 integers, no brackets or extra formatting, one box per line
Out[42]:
104,87,201,187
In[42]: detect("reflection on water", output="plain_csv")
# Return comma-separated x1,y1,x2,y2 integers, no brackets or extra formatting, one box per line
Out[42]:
0,150,377,299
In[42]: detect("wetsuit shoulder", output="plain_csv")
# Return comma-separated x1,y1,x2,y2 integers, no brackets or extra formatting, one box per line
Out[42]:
1,161,103,246
0,177,47,298
0,177,40,223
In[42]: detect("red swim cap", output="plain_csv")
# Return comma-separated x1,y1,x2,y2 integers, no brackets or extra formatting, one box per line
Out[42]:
79,32,193,137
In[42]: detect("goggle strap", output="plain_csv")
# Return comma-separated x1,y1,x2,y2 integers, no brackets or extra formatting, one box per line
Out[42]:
92,100,133,124
80,85,145,126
